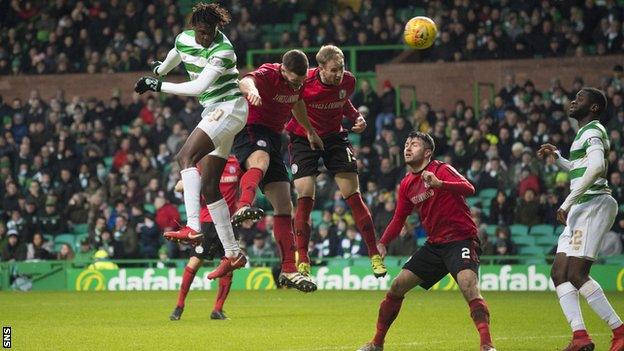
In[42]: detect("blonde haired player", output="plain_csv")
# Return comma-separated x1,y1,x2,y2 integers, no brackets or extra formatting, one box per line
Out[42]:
134,3,247,277
538,87,623,351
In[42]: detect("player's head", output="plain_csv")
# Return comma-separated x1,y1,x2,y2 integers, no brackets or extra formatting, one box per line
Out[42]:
569,87,607,121
404,131,435,166
316,45,345,86
190,2,231,48
280,49,308,90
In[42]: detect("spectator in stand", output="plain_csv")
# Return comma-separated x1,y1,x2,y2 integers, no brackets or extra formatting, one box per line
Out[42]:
25,232,54,260
514,188,543,226
489,190,515,225
1,229,26,261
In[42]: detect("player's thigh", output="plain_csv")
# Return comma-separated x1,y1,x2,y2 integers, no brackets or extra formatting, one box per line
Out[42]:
245,149,270,173
187,256,203,270
289,134,321,181
293,176,316,198
566,195,618,261
441,239,481,288
263,181,293,215
551,252,570,286
334,172,360,198
322,133,357,180
198,101,246,151
178,127,216,165
390,269,425,297
402,244,448,290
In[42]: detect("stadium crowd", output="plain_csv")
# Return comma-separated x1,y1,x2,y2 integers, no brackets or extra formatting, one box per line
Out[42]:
4,0,624,75
1,67,623,264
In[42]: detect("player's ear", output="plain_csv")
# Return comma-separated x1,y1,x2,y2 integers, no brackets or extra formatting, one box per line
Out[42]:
590,103,599,113
424,149,432,159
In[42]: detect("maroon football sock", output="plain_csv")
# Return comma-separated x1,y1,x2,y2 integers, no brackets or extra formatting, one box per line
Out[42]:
273,214,297,273
294,197,314,264
213,272,233,311
372,292,404,346
469,298,493,346
177,266,197,308
236,167,264,209
345,193,379,256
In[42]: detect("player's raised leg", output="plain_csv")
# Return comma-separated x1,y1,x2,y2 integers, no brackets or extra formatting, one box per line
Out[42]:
456,269,495,351
170,256,203,321
334,172,387,278
231,150,267,226
357,269,422,351
264,181,316,292
293,175,316,275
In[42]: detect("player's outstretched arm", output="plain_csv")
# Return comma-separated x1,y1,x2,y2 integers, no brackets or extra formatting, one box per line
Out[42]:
292,100,324,150
343,99,366,133
239,76,262,106
160,60,226,96
560,146,606,212
153,48,182,76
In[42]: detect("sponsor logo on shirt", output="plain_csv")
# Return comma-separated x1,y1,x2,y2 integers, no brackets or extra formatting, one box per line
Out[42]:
410,189,435,205
273,94,299,104
339,89,346,99
220,175,238,183
309,101,346,109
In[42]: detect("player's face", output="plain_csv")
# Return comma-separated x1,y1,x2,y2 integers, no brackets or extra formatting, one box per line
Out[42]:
193,23,216,48
568,90,591,120
319,58,345,86
404,137,431,165
280,66,305,90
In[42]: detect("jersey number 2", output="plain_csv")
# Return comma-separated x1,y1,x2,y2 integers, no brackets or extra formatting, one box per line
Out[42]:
461,248,470,259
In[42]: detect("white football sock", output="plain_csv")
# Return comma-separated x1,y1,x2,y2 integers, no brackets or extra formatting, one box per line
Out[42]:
180,167,201,231
579,278,623,330
556,282,586,331
207,198,240,257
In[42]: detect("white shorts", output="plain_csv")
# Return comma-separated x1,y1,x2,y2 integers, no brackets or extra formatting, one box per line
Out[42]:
196,96,248,159
556,194,618,260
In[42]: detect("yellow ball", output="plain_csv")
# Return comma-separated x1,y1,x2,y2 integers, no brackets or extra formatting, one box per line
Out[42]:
404,16,438,49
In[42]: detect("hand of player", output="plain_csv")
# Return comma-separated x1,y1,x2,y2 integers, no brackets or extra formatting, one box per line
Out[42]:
134,76,161,94
150,61,163,75
307,131,324,151
537,143,559,159
422,170,442,188
351,115,367,133
556,208,568,225
174,180,184,193
243,88,262,106
376,243,387,258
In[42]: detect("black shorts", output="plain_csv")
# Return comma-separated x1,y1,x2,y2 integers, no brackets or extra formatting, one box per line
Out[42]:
190,222,225,260
288,131,357,180
403,238,482,290
231,124,290,191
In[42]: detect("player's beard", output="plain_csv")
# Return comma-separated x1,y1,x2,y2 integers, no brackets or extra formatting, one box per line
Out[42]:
568,104,589,120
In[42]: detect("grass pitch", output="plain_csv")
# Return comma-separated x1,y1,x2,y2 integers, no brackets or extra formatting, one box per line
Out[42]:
1,290,622,350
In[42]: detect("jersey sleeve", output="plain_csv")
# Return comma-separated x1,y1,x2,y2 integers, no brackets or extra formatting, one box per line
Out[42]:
380,179,415,246
580,128,606,154
342,99,359,122
244,65,273,92
437,164,475,196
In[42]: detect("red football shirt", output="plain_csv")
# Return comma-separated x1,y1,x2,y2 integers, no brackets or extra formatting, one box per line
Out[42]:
286,68,360,137
199,156,241,223
380,160,478,245
244,63,303,133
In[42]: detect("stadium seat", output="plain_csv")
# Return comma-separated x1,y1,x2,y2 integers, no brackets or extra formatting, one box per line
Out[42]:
74,234,88,248
55,234,76,247
143,203,156,214
482,207,490,217
478,188,497,202
348,133,361,147
529,224,554,237
535,236,557,248
465,196,481,208
486,225,497,236
310,210,323,227
509,224,529,237
72,224,89,235
520,245,543,255
43,234,54,244
103,156,113,170
513,236,535,247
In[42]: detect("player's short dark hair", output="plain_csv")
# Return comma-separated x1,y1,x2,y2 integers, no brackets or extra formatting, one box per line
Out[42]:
190,2,231,28
282,50,309,76
408,131,435,153
582,87,607,116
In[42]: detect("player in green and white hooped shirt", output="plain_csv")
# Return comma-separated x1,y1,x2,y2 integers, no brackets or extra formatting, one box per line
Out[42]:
538,88,623,351
134,3,247,277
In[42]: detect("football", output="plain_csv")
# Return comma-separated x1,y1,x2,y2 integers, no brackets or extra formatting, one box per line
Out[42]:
404,16,438,49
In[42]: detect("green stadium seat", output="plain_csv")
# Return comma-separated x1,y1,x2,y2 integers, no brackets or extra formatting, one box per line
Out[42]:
486,225,497,236
520,245,543,255
74,234,89,248
465,197,481,208
144,203,156,214
43,234,54,244
478,188,498,202
310,210,323,227
529,224,554,237
513,236,535,247
509,224,529,237
55,234,76,247
292,12,307,27
482,207,490,217
72,224,89,235
348,133,361,147
535,236,557,248
103,156,113,169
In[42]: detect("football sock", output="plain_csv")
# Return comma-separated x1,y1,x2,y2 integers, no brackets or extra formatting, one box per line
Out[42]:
579,278,623,330
345,193,379,256
556,282,587,332
373,292,404,346
214,272,233,311
273,214,297,273
177,266,197,308
236,167,264,209
180,167,202,231
294,197,314,264
613,324,624,337
207,199,239,257
469,298,493,346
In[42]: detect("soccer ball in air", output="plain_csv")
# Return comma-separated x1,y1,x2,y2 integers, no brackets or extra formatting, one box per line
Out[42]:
404,16,438,49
